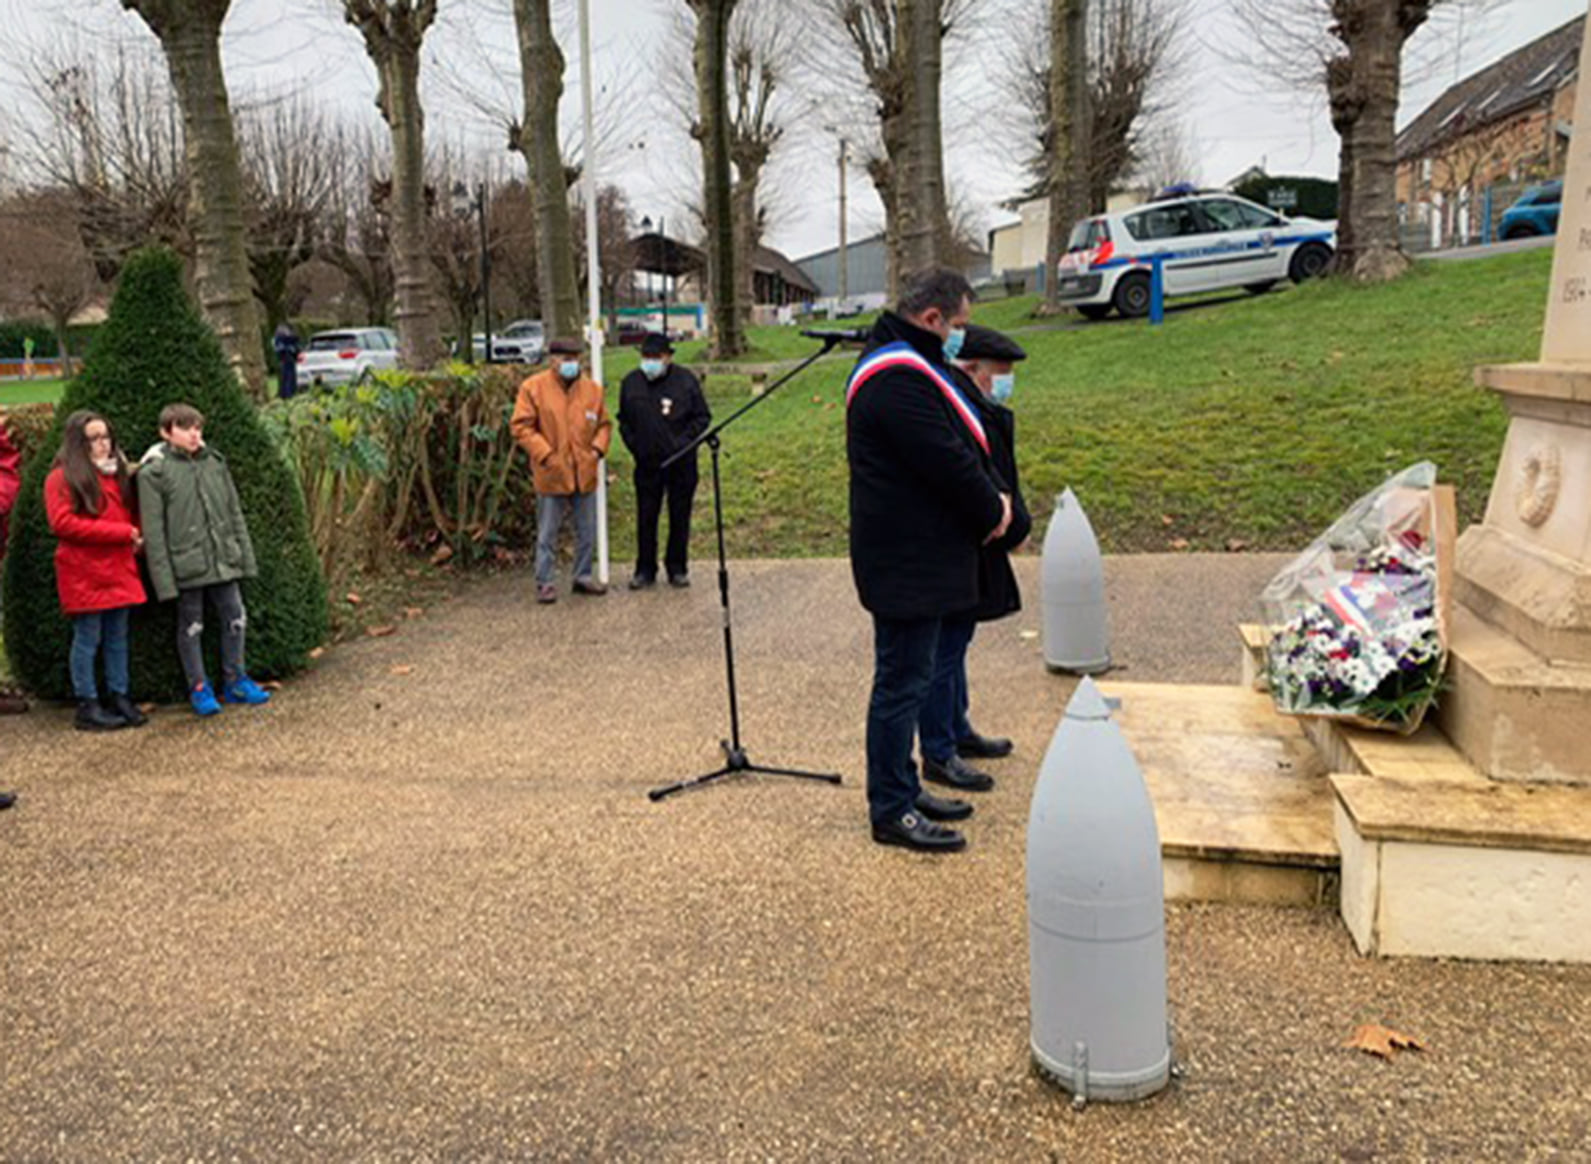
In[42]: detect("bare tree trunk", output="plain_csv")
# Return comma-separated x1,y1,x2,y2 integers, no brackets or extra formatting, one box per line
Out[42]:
122,0,266,395
346,0,445,370
689,0,746,359
512,0,582,340
1347,1,1425,282
893,0,952,279
1042,0,1089,314
732,168,760,323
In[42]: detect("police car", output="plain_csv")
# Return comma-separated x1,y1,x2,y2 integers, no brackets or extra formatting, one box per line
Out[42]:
1054,192,1336,320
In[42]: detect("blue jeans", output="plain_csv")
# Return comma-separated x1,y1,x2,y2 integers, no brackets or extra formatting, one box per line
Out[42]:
866,615,941,827
70,608,131,701
536,493,597,586
919,615,976,763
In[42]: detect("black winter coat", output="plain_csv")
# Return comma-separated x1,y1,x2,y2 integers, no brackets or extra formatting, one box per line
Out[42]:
955,369,1030,623
847,312,1005,620
617,364,711,468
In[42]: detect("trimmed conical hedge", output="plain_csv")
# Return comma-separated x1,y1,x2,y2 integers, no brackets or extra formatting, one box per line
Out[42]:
2,248,327,699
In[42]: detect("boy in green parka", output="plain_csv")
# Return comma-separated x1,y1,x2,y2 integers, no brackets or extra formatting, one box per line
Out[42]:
138,402,271,716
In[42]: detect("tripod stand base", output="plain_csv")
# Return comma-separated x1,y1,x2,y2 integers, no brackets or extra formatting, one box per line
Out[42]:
648,740,843,802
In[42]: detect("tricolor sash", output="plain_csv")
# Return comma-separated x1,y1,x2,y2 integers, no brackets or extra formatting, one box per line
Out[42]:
846,342,989,455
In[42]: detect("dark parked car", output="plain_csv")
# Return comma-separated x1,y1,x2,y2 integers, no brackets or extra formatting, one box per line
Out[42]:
1500,180,1562,239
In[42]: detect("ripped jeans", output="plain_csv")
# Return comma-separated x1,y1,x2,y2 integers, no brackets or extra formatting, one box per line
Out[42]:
175,581,247,690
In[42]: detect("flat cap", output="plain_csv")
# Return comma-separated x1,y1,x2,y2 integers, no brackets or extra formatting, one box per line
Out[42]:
547,336,584,355
958,323,1027,363
639,332,674,356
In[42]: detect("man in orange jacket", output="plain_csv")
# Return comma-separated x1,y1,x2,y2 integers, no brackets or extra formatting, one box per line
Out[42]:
511,337,613,604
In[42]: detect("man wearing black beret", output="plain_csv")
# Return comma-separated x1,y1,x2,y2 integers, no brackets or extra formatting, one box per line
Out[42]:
617,332,711,589
917,323,1032,792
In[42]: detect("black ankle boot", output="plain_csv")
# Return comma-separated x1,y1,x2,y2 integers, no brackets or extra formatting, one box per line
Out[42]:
75,699,127,732
107,693,148,727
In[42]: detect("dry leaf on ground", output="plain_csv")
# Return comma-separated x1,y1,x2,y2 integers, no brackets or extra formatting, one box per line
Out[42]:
404,607,425,619
390,664,415,677
260,680,283,691
345,591,363,605
1345,1023,1427,1060
366,625,397,638
308,647,326,660
1170,538,1190,551
431,544,454,566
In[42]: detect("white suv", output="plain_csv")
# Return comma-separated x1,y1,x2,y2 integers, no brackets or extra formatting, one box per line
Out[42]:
298,327,400,388
1054,193,1336,320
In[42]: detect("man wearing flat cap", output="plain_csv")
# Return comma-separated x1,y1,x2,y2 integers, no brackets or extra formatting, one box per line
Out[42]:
617,332,711,589
511,337,612,604
915,323,1032,791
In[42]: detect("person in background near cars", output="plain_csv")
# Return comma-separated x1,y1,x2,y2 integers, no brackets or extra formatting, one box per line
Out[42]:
0,416,22,808
138,403,272,717
846,268,1012,854
618,332,711,590
45,411,149,732
273,321,300,400
917,324,1032,792
512,337,613,604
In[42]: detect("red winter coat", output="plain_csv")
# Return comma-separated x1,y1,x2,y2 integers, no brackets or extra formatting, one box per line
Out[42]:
0,423,20,557
44,466,147,616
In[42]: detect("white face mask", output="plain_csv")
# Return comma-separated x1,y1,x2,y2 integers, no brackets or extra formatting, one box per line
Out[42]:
95,457,119,474
991,373,1015,403
943,327,966,361
640,358,667,381
558,361,581,381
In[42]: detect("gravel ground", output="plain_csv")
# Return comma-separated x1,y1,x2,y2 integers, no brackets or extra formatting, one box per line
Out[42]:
2,554,1587,1162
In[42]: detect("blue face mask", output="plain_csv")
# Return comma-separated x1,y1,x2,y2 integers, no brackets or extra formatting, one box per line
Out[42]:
943,327,966,361
640,358,666,381
991,373,1015,403
558,360,581,381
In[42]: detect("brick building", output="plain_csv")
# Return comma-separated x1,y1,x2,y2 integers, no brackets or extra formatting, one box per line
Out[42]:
1395,16,1580,248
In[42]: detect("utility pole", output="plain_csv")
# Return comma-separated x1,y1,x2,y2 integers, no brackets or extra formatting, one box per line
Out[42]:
838,137,849,304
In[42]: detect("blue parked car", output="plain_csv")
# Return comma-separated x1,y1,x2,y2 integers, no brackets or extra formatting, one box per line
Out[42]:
1500,180,1562,239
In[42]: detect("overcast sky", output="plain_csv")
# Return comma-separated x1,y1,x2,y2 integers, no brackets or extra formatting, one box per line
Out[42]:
0,0,1583,260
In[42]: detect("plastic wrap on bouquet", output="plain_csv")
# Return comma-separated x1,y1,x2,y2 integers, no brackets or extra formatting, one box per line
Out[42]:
1261,462,1447,734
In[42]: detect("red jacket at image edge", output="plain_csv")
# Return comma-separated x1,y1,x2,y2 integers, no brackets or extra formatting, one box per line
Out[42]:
0,423,20,556
44,466,147,616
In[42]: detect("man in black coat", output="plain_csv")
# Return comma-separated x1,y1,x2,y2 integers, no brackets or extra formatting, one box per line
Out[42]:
847,269,1011,853
618,333,711,588
918,324,1032,792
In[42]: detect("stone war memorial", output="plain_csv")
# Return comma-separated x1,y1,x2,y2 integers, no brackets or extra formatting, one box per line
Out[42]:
1100,18,1591,965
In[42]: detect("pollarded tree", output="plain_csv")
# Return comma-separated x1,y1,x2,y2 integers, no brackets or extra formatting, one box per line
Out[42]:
345,0,447,368
119,0,267,395
510,0,582,341
688,0,748,359
1,248,327,700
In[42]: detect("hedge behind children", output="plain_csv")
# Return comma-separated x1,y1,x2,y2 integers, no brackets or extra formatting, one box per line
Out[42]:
44,410,149,731
137,403,271,715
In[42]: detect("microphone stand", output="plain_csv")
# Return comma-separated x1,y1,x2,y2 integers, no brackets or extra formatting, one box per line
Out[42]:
647,336,848,803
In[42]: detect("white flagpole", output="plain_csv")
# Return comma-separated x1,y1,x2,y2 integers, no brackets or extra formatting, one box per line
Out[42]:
579,0,608,585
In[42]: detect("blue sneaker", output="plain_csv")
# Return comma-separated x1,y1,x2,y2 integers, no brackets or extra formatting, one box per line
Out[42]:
190,682,222,717
221,675,271,706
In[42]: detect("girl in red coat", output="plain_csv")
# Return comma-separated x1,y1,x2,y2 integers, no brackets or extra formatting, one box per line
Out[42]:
44,410,148,731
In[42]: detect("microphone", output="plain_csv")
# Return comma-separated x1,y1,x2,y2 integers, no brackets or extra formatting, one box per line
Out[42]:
800,327,871,346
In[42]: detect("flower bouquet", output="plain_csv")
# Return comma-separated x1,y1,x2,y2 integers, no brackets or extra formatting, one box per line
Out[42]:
1262,462,1448,734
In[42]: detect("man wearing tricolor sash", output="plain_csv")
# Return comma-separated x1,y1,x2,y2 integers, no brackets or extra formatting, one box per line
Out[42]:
846,269,1011,853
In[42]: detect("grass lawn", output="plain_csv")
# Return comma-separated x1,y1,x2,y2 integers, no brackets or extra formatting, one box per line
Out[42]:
621,249,1546,559
0,380,67,407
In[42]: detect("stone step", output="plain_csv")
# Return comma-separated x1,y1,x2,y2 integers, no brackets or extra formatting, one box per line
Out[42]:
1104,681,1339,909
1435,604,1591,786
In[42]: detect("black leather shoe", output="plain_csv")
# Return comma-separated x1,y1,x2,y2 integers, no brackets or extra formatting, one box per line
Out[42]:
871,811,966,853
0,791,15,811
107,693,148,728
74,699,127,732
956,731,1013,759
914,790,973,822
668,572,691,588
922,754,995,792
628,574,656,590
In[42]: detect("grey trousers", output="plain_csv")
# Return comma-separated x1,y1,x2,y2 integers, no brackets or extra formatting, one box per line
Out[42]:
176,581,246,689
536,493,597,586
